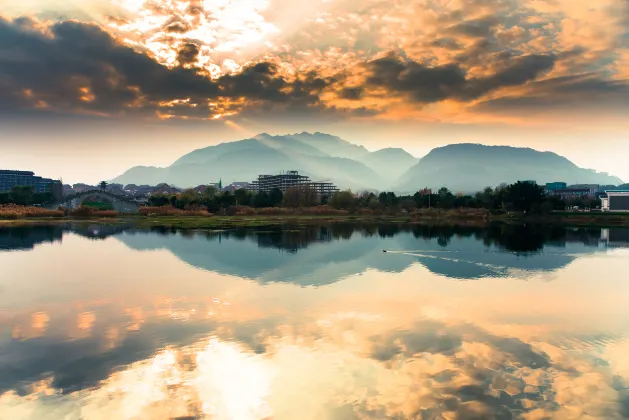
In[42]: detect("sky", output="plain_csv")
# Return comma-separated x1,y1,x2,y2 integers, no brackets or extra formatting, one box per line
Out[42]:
0,0,628,184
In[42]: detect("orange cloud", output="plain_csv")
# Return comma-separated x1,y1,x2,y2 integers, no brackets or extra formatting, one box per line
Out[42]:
0,0,627,125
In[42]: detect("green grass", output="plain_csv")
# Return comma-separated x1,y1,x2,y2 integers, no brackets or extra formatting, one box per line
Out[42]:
4,210,629,229
129,213,492,230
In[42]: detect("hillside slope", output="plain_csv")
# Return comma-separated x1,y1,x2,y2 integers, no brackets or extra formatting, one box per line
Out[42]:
396,144,623,193
111,133,384,190
363,148,418,184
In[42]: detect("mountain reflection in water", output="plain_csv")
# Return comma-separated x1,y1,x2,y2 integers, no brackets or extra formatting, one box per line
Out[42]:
1,224,629,420
0,224,615,284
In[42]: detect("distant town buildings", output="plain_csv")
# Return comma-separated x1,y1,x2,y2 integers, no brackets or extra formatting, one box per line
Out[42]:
550,188,592,200
545,182,601,200
59,183,183,200
0,170,63,201
569,184,601,196
601,191,629,212
545,182,567,193
222,182,252,192
250,170,339,196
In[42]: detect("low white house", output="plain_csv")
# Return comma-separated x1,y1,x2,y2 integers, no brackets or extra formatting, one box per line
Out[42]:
601,191,629,212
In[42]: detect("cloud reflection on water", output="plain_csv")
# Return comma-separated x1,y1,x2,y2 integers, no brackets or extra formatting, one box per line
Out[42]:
1,225,629,419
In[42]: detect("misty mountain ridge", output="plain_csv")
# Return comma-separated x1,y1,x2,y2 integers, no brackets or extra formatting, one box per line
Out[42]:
397,143,623,193
111,134,623,193
112,132,415,190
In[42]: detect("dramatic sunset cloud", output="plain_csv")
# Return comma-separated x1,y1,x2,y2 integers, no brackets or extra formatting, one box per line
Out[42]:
0,0,628,183
1,0,628,122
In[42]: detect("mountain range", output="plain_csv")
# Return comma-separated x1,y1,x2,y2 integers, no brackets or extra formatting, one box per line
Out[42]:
397,143,623,193
111,132,623,193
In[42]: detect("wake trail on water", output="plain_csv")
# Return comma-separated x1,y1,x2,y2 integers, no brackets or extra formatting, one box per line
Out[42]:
384,249,510,277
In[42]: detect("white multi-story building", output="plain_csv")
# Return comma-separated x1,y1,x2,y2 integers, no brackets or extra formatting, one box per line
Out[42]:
601,191,629,212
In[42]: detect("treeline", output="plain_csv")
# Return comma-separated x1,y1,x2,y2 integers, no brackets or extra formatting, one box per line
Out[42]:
0,186,56,206
147,181,600,214
348,182,599,214
147,186,284,212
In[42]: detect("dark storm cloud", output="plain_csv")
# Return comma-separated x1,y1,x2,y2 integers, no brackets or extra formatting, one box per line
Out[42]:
473,73,629,113
160,14,193,34
1,6,624,122
176,42,201,66
165,21,190,33
218,62,290,101
339,87,365,100
430,37,464,50
364,52,556,103
0,16,339,118
445,15,500,39
365,55,468,103
0,17,217,113
465,54,557,98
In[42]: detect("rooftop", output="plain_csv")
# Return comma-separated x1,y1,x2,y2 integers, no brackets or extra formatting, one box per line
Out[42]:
0,170,35,176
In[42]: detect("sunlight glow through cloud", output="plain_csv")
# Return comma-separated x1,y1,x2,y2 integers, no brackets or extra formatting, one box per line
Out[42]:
110,0,280,76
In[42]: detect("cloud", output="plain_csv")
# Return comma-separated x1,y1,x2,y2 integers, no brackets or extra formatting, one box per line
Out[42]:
0,17,218,116
338,87,365,100
1,0,628,123
0,16,346,120
445,15,500,39
4,313,627,419
473,73,629,115
362,52,556,103
175,42,201,66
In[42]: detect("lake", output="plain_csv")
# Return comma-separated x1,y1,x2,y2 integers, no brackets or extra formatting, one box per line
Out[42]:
1,223,629,419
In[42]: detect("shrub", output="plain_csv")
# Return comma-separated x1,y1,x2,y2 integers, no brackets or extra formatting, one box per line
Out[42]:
227,205,256,216
255,207,292,215
92,210,118,218
0,204,65,219
217,205,350,216
69,207,94,218
356,208,375,215
301,205,349,216
67,207,118,218
139,205,211,217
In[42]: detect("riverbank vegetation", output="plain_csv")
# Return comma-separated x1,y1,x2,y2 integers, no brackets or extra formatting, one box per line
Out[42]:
3,205,629,229
0,186,56,206
145,181,600,215
0,204,64,219
3,181,623,227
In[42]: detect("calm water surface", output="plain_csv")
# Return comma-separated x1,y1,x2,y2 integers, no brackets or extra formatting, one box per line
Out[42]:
1,224,629,420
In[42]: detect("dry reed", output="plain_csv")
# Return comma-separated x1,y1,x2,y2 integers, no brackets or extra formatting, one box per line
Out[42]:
0,204,65,219
139,206,211,217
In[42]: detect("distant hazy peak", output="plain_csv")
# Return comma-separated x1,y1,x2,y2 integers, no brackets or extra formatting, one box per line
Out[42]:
431,143,557,154
397,143,622,193
371,147,416,156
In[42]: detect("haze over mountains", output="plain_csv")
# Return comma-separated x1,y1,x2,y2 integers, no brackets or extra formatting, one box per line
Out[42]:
112,132,623,193
398,144,623,193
